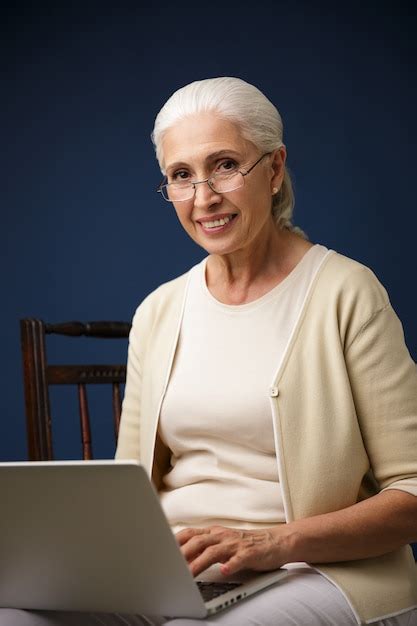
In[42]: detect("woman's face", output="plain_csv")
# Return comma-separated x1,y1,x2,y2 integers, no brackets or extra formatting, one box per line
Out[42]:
160,113,286,257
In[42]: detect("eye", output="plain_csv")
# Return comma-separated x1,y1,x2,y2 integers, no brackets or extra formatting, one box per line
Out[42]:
217,159,238,173
170,170,190,183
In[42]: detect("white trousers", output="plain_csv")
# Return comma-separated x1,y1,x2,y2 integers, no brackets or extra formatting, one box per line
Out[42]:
0,568,415,626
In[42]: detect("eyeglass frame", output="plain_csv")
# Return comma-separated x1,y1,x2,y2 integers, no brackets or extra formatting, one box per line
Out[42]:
156,151,272,202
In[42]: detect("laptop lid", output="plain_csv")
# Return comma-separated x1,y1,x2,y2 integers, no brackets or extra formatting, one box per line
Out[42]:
0,460,207,616
0,460,288,617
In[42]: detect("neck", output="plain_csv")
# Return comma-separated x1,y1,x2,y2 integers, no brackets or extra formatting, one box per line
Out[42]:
205,225,313,305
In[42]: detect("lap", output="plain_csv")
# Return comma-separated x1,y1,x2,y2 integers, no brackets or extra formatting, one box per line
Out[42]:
0,568,415,626
164,567,357,626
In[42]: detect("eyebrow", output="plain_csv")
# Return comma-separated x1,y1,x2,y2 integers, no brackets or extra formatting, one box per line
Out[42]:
165,149,242,174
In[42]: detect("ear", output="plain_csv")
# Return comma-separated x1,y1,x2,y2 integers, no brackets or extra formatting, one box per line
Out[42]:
270,146,287,192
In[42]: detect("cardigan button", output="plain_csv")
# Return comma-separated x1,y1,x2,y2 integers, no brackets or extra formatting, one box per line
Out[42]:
269,386,279,397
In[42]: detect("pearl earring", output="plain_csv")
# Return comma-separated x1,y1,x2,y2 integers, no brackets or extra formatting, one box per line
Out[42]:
272,187,278,195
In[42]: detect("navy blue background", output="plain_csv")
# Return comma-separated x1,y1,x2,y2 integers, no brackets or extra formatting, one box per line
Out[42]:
1,2,416,461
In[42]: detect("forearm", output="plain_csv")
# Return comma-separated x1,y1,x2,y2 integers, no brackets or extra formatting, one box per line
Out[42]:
284,489,417,564
177,490,417,576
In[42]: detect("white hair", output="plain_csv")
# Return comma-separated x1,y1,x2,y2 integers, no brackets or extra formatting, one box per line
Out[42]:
152,77,305,236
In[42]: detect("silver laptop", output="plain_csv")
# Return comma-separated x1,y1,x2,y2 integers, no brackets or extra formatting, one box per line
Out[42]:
0,460,288,617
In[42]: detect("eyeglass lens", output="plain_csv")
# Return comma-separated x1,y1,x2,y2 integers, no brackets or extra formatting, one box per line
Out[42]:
164,171,244,201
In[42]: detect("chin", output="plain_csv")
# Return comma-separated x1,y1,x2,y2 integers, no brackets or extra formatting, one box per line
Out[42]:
200,241,240,257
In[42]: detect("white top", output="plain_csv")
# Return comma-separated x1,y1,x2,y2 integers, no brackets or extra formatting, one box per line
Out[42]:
158,245,331,532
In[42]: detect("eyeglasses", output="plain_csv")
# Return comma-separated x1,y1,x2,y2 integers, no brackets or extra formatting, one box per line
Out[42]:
157,152,271,202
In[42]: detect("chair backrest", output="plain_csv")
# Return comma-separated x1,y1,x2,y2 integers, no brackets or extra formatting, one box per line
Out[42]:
20,319,131,461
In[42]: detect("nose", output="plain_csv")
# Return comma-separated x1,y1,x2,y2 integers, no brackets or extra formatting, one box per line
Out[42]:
193,179,222,210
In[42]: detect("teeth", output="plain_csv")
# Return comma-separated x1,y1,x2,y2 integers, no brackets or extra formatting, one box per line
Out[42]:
203,215,233,229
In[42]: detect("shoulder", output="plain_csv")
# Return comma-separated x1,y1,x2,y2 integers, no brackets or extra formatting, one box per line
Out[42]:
129,260,203,336
133,271,189,327
305,250,392,349
125,268,191,359
140,270,190,312
315,250,390,309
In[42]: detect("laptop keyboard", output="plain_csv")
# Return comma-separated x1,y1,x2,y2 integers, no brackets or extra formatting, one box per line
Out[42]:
196,580,242,602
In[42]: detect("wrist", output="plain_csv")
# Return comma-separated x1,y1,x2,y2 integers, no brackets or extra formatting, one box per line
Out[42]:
271,522,305,564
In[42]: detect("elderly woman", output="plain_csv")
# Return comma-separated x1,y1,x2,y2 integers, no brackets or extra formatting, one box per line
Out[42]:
115,77,417,625
3,77,416,626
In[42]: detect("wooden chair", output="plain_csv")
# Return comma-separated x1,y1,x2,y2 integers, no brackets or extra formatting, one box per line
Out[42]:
20,319,131,461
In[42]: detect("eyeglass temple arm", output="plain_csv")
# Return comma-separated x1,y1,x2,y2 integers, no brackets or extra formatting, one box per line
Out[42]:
241,152,272,177
156,176,167,192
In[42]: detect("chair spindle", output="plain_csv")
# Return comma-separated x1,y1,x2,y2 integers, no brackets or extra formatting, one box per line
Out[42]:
78,384,93,460
112,383,122,439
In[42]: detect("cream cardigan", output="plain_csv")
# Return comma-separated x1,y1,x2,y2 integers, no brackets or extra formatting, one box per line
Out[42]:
116,251,417,625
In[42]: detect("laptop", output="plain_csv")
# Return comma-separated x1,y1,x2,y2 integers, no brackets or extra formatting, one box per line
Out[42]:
0,460,288,617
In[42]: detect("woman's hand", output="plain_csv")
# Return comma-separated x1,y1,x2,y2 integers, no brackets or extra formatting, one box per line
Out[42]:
176,525,292,578
176,491,417,578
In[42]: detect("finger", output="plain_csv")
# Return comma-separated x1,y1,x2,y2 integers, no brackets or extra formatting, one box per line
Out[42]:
220,553,244,576
181,533,220,563
189,542,234,577
175,527,205,546
176,525,234,546
220,543,264,575
183,529,246,571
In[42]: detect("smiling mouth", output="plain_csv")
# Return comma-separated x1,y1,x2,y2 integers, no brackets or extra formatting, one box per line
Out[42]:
199,214,238,230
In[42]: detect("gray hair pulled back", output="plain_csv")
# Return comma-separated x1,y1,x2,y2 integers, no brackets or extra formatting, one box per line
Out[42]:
152,77,304,235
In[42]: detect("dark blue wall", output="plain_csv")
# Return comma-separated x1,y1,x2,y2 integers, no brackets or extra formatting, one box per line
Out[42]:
2,3,416,460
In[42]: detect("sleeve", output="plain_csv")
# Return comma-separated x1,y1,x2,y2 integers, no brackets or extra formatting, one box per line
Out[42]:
115,306,143,461
345,297,417,497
